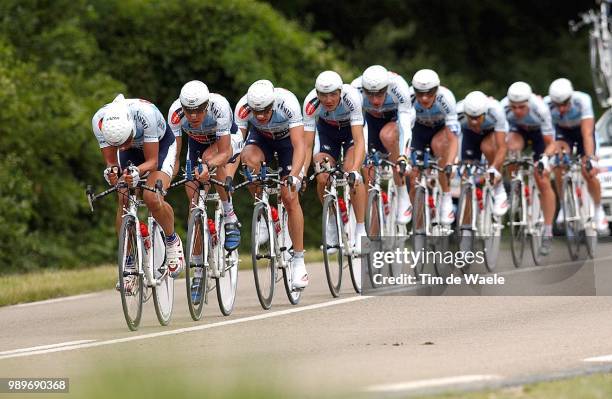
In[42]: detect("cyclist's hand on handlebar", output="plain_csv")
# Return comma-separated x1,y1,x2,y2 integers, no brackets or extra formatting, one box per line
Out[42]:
584,156,599,177
286,175,302,192
486,167,502,184
123,165,140,188
104,166,119,186
537,155,551,173
396,155,410,176
347,170,363,186
195,162,210,182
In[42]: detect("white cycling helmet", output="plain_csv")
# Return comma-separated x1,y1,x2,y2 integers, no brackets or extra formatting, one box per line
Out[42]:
463,91,489,117
412,69,440,92
101,102,134,146
549,78,574,104
507,81,532,103
315,70,343,93
180,80,209,110
247,79,275,111
362,65,389,92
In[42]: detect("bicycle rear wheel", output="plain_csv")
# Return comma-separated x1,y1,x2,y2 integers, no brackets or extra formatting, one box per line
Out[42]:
118,216,144,331
481,188,500,272
346,199,361,294
509,180,526,267
151,221,174,326
365,189,384,287
529,181,545,266
185,209,208,321
322,195,343,297
562,179,581,261
455,184,474,274
252,202,275,310
280,206,301,305
216,208,238,316
412,186,428,278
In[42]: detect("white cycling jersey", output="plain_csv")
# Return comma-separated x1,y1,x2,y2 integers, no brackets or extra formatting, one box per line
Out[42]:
303,84,364,132
352,71,413,153
544,91,594,130
167,93,234,145
501,94,555,136
93,98,166,149
410,86,459,133
234,87,303,140
457,97,508,133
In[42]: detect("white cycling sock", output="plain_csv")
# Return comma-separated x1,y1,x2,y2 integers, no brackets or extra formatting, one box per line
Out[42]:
356,223,366,236
398,184,410,206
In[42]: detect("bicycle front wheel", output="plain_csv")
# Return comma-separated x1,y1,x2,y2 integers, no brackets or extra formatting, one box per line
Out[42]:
118,216,144,331
322,195,343,297
280,206,301,305
509,180,525,267
151,221,174,326
252,202,275,310
481,187,500,272
185,208,208,321
529,181,545,266
365,189,384,287
562,178,581,261
455,184,474,274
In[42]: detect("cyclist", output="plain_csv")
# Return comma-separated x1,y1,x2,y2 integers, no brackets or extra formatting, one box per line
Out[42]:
92,94,184,292
501,81,557,255
409,69,459,225
235,80,308,289
351,65,414,224
167,80,242,302
545,78,609,234
303,71,367,254
456,90,509,216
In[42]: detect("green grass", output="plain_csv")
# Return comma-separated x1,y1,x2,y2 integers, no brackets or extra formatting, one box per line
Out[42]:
428,373,612,399
0,248,324,307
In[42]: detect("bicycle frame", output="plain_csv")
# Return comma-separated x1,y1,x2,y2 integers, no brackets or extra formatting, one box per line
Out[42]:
411,151,451,236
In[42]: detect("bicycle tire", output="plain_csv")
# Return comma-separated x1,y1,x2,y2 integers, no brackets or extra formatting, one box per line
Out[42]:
216,206,238,316
455,183,474,274
365,189,383,287
252,202,275,310
151,221,173,326
280,205,301,305
529,180,544,266
482,187,500,272
118,216,144,331
562,178,581,261
185,208,207,321
412,186,427,278
346,198,362,294
509,180,526,267
322,195,343,297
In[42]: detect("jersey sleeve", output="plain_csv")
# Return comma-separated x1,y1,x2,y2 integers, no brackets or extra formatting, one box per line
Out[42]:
167,99,184,138
280,90,304,129
344,85,364,126
234,95,250,130
490,100,509,132
535,98,555,136
441,88,459,133
211,95,232,137
578,92,595,120
303,89,319,132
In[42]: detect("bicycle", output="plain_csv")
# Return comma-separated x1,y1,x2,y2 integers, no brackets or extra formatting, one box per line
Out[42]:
556,144,598,260
410,148,454,278
86,166,174,331
310,154,362,296
570,0,612,108
504,154,546,267
364,150,409,283
455,161,503,272
169,158,238,321
237,161,301,309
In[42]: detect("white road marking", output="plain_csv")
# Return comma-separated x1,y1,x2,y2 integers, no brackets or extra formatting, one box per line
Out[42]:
364,374,502,392
0,295,370,361
583,354,612,362
0,340,96,356
13,293,101,308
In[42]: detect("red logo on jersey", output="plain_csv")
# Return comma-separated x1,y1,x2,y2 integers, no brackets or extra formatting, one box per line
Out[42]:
171,110,181,125
305,99,319,116
238,105,251,120
98,118,103,130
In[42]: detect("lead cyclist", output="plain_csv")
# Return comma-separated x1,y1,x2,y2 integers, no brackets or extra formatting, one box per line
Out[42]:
92,94,185,290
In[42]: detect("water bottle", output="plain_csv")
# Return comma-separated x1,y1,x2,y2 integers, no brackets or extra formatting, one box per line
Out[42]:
338,197,349,224
270,206,282,234
139,221,150,268
207,219,218,247
381,191,390,216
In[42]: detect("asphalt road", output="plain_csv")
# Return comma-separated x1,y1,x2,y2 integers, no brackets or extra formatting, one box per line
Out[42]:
1,239,612,397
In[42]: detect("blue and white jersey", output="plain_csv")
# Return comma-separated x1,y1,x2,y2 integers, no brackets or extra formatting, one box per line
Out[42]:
234,88,303,140
544,91,594,130
457,97,508,133
303,84,364,132
410,86,459,133
93,98,167,149
167,93,234,145
501,94,555,136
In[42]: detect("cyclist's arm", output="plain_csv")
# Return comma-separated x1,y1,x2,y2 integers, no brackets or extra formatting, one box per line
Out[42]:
350,124,366,171
289,125,305,178
206,134,232,168
140,142,160,174
581,117,595,157
303,130,315,175
173,136,182,178
101,146,119,167
492,131,507,170
543,135,556,157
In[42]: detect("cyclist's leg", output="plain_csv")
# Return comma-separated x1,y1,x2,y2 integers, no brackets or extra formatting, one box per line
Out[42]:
431,125,459,223
313,122,341,203
241,128,271,198
531,132,556,229
505,131,526,177
553,137,572,224
408,122,435,200
343,143,366,225
117,147,144,234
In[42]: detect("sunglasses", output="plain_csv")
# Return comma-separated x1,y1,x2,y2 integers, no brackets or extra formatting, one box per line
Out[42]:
414,87,438,97
182,101,209,115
